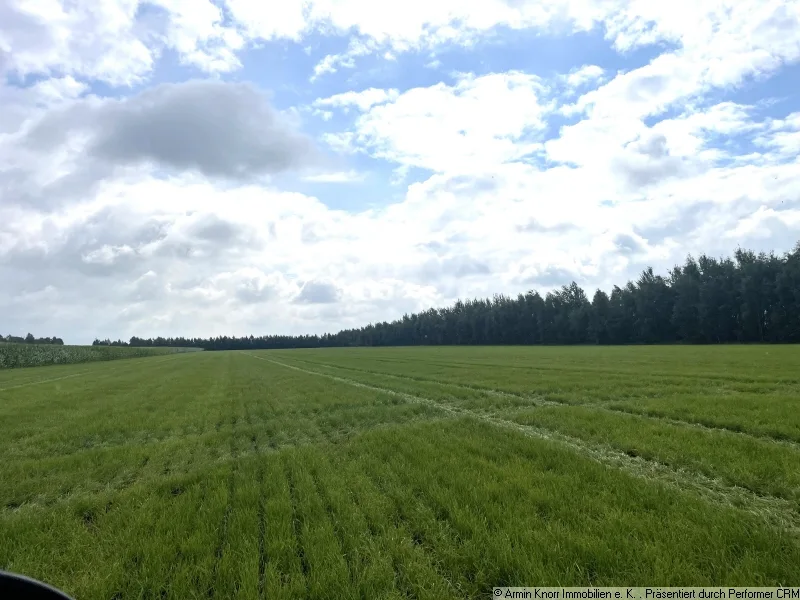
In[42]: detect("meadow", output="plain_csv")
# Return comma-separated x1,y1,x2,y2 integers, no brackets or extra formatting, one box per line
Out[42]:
0,342,198,369
0,346,798,599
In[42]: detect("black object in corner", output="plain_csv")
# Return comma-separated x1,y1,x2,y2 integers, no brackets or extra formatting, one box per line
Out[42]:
0,571,74,600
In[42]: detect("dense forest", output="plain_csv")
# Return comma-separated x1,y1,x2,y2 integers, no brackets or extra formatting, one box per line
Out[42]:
97,244,800,351
2,334,65,345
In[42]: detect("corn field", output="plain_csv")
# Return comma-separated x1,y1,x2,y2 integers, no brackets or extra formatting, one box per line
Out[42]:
0,343,199,369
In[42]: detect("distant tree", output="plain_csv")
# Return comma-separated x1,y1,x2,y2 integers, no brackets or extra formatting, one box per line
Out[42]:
590,289,611,344
112,241,800,350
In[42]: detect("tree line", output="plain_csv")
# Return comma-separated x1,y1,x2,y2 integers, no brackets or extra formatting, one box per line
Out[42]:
91,339,132,347
2,334,65,345
105,243,800,350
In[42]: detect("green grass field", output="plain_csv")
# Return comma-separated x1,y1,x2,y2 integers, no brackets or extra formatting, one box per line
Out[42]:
1,346,799,598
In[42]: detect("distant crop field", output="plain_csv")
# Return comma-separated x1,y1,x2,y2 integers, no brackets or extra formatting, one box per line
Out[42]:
0,342,201,369
0,346,798,599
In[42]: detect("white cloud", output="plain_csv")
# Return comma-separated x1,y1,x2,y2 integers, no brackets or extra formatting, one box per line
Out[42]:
231,0,800,80
333,72,552,172
756,112,800,157
310,38,375,81
4,1,798,84
314,88,400,112
148,0,245,72
311,54,342,79
2,0,800,343
0,0,245,84
0,0,153,85
318,110,334,121
82,244,137,266
3,149,800,342
222,0,309,41
565,65,605,89
546,0,800,183
302,170,366,183
726,205,800,242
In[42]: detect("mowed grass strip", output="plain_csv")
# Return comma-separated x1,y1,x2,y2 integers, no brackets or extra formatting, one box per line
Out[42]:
283,345,799,384
0,353,444,512
0,354,231,509
270,346,800,443
263,356,542,414
341,419,800,587
2,348,799,599
252,354,800,520
504,405,800,508
270,355,800,451
10,420,798,599
261,352,800,511
603,393,800,444
1,358,223,461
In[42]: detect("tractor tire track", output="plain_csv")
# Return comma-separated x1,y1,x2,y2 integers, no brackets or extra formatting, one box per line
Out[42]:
281,356,800,451
246,353,800,535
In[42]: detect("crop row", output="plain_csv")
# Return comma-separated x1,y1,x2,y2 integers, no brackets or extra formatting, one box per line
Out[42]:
0,343,199,369
2,348,799,598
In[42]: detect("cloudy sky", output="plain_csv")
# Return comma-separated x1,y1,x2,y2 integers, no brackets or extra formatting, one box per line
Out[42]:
1,0,799,344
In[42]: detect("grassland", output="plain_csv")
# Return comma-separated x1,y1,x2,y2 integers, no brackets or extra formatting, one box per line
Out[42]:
1,346,798,599
0,342,199,369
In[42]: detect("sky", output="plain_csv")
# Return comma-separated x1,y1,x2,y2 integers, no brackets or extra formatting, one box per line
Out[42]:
1,0,799,344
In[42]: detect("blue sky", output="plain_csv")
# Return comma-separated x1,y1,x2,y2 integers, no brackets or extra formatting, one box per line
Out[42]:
1,0,799,343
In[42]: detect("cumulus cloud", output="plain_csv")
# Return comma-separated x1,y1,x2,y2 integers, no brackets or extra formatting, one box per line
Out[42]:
516,220,577,234
612,132,691,188
294,281,342,304
417,256,492,283
613,233,648,257
2,0,800,343
0,0,245,83
325,72,552,172
757,112,800,157
4,1,799,85
2,157,800,342
314,88,400,111
564,65,605,89
0,80,319,215
22,80,316,182
302,170,366,183
521,266,583,287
